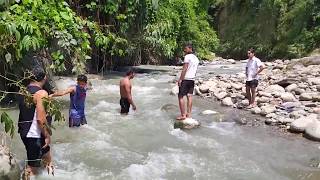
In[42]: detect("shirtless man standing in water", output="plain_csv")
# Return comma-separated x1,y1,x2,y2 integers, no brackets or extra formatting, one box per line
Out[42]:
119,70,136,114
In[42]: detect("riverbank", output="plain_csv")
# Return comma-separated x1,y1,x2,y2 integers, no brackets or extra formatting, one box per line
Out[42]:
171,55,320,141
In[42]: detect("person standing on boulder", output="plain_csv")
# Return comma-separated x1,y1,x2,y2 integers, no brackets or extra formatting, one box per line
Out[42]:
119,69,136,114
17,69,53,177
245,48,264,108
176,44,199,120
49,75,88,127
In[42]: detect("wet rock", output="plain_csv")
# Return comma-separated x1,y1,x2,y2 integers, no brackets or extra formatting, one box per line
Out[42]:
265,118,278,125
251,107,262,114
222,97,234,106
0,145,20,180
300,93,313,101
290,114,317,133
281,92,297,102
174,118,200,129
260,105,276,116
170,85,179,95
227,59,236,64
201,110,218,115
278,117,295,124
215,91,228,100
241,99,250,107
285,84,298,92
305,118,320,141
266,113,277,118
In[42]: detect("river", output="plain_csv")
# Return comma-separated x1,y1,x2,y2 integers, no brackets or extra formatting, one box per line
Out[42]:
3,64,320,180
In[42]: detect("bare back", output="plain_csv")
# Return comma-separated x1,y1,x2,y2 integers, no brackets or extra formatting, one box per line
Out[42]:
120,77,131,98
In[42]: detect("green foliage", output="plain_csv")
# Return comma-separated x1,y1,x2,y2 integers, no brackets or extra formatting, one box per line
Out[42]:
0,112,14,137
213,0,320,59
142,0,219,59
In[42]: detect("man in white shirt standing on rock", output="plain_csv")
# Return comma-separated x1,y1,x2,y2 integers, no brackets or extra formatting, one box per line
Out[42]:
246,48,264,108
176,44,199,120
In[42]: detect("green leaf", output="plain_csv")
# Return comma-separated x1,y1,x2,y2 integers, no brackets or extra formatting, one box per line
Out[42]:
60,12,72,21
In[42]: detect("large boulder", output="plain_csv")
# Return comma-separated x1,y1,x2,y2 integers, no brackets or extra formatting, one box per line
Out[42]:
281,92,297,102
231,83,242,90
265,85,285,93
0,145,20,180
222,97,234,106
215,91,228,100
260,105,276,116
290,114,317,133
305,118,320,141
285,84,298,92
299,93,313,101
174,118,200,129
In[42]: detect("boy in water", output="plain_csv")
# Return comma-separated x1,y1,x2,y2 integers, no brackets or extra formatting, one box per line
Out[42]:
50,75,88,127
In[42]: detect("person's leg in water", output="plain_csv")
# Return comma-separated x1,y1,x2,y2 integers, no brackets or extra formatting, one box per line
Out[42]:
246,83,252,108
186,94,192,118
42,151,54,175
177,95,186,120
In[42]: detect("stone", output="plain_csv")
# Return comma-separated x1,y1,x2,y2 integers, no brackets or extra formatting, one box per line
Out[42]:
313,107,320,114
257,96,270,104
265,118,278,125
236,94,246,100
289,110,307,119
265,85,285,93
201,110,218,115
251,107,262,114
278,117,295,124
290,114,317,133
266,113,277,118
308,78,320,85
241,99,250,107
305,117,320,141
170,85,179,95
199,84,210,93
285,84,298,92
312,95,320,102
231,83,242,90
260,105,276,116
227,59,236,64
281,92,297,102
258,91,273,98
0,145,20,180
300,93,313,101
215,91,228,100
316,85,320,92
222,97,234,106
292,88,305,95
174,118,200,129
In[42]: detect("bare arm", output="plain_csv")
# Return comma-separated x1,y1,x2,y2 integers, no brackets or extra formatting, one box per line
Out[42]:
50,86,75,97
178,63,189,86
255,65,264,77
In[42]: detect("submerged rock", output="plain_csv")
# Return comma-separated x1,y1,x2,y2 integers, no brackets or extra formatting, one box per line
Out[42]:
201,110,218,115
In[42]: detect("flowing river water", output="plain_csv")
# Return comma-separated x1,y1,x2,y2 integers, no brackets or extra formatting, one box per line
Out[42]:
3,64,320,180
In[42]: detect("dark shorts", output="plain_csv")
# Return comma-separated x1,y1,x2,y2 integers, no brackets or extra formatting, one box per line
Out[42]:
120,98,130,114
246,79,259,88
178,80,195,97
21,137,50,167
69,117,87,127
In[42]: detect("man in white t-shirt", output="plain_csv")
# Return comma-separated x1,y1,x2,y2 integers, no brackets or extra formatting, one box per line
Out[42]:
176,44,199,120
245,48,264,108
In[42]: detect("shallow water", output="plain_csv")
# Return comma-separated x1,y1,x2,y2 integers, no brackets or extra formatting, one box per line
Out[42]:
3,65,320,180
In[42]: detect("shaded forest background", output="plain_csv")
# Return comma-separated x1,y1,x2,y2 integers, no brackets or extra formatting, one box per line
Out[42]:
0,0,319,90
